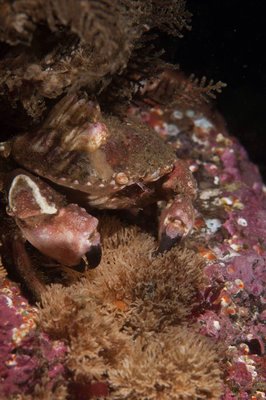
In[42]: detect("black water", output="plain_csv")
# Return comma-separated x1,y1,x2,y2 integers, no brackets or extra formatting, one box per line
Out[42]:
162,0,266,180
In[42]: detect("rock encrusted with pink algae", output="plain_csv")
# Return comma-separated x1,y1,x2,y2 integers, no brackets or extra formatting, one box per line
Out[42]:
0,279,66,398
130,97,266,399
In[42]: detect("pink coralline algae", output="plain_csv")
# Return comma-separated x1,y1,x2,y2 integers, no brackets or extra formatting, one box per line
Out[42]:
0,280,66,398
224,253,265,296
130,99,266,399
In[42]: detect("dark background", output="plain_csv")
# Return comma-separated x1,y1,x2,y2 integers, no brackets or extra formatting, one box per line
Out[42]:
162,0,266,180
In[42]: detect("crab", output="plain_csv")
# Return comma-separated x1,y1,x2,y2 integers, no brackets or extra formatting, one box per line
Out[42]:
1,92,197,290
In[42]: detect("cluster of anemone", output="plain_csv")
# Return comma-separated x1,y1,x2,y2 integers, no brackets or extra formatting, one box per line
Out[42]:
38,217,222,399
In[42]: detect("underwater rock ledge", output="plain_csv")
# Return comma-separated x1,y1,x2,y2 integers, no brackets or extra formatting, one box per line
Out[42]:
0,81,266,399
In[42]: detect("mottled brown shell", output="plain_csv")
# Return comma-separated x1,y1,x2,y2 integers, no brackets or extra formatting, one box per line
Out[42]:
12,95,176,201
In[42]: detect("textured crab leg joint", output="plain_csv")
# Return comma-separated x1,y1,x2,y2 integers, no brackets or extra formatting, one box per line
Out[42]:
158,159,197,252
158,194,195,252
162,159,197,199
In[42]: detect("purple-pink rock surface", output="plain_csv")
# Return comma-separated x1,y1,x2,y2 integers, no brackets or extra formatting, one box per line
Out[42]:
0,280,66,398
131,100,266,399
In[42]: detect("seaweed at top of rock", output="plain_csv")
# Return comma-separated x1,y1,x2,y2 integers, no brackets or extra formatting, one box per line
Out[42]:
0,0,191,48
0,0,192,126
138,68,227,109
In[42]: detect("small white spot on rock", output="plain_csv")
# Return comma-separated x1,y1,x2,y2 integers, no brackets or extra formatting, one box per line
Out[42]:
205,218,222,233
186,110,195,118
221,196,233,205
230,243,241,251
194,117,214,131
237,217,248,227
214,176,220,185
172,110,183,119
213,320,221,331
200,189,220,200
165,123,180,137
216,133,225,142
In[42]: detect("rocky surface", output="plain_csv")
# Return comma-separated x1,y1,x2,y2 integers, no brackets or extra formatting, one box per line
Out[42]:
0,95,265,398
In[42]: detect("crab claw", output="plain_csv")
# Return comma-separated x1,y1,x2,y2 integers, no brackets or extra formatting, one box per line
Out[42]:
83,244,102,270
158,194,195,252
7,170,101,268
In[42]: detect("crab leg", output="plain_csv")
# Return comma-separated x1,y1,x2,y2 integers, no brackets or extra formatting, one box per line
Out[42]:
158,194,195,252
6,169,101,269
12,235,47,300
158,160,197,252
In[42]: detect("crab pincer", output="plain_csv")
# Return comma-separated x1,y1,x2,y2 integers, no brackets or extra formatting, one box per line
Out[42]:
158,160,197,252
6,169,102,269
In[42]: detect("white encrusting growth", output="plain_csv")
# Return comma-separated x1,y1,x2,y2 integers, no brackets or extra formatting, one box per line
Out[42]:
237,217,248,227
9,174,58,215
163,122,180,137
205,218,222,234
193,117,214,131
186,110,195,118
213,320,221,331
172,110,183,119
